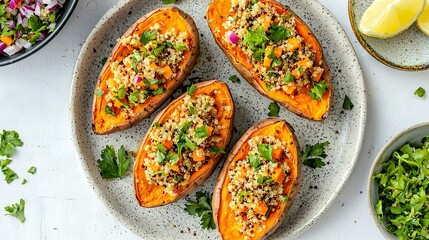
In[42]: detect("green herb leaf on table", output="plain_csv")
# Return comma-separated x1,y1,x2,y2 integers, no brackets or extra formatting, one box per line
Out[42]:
2,166,18,184
228,75,240,83
414,87,426,97
267,102,280,117
301,141,330,169
97,145,131,179
0,130,24,158
21,179,27,185
4,199,26,223
184,191,216,230
308,81,329,100
342,95,354,110
28,166,37,174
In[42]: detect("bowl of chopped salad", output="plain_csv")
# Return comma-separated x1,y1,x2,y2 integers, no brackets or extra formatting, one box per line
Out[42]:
0,0,78,66
369,122,429,240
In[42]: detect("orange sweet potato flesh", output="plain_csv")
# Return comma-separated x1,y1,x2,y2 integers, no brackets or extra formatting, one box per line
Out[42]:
134,80,235,208
212,118,302,240
92,7,200,134
207,0,332,121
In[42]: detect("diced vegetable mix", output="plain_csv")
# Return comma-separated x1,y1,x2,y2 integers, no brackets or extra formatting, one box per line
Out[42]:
374,136,429,240
0,0,64,56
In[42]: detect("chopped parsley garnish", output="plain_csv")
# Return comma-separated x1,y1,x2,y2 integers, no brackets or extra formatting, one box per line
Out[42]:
301,141,330,169
308,81,329,100
268,25,291,42
184,191,216,230
156,143,168,165
373,137,429,239
152,44,166,56
167,152,180,165
248,0,258,9
209,146,225,154
96,145,131,179
4,199,26,223
174,43,188,51
0,130,24,158
243,26,269,59
187,84,196,95
283,72,295,83
21,179,27,185
228,75,240,83
153,122,161,127
176,122,195,155
189,106,196,115
258,144,273,162
239,190,251,200
414,87,426,97
194,126,208,139
280,195,289,203
140,30,157,45
267,102,280,117
257,174,273,185
28,166,37,174
128,92,140,103
104,106,115,116
248,154,262,171
152,87,165,95
117,85,126,99
342,95,354,110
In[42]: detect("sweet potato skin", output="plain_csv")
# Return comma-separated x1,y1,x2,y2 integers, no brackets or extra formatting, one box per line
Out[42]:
206,0,332,121
134,80,235,208
212,118,302,240
92,7,200,135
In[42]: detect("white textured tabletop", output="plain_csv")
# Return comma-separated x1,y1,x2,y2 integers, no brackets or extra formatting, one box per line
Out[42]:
0,0,428,239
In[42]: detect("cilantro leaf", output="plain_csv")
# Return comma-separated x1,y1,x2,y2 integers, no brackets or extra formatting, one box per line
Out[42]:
184,191,216,230
414,87,426,98
21,179,27,185
342,95,354,110
152,44,165,56
248,154,262,170
2,166,18,184
257,174,273,185
174,43,188,51
187,84,196,95
0,130,24,158
258,144,273,162
228,75,240,83
267,102,280,117
96,145,131,179
301,141,330,169
104,106,115,116
140,30,157,45
209,146,225,154
308,81,329,100
4,199,26,223
194,126,208,139
268,25,290,42
283,72,295,83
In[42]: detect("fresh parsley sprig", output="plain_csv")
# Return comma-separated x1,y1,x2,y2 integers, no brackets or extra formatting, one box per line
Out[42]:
97,145,131,179
4,199,26,223
301,141,330,169
0,130,24,158
184,191,216,230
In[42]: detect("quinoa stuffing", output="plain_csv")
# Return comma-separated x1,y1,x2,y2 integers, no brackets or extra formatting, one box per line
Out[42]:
98,22,191,118
221,0,328,100
142,94,225,196
227,135,291,239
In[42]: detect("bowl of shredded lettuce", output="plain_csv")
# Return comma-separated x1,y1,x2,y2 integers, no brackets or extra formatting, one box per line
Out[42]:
369,122,429,240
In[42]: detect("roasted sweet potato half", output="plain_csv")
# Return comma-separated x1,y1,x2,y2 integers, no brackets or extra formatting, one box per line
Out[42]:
134,80,235,208
213,118,301,240
207,0,332,121
92,7,200,134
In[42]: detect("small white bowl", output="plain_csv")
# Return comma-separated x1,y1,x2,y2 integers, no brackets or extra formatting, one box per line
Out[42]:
368,122,429,239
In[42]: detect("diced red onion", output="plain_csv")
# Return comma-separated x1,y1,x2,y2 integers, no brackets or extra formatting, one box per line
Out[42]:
36,31,47,41
16,31,22,38
6,7,18,15
24,4,36,11
34,5,41,16
134,76,142,84
7,20,16,29
0,43,6,53
9,0,19,10
227,31,239,44
46,3,58,11
17,13,23,25
4,45,23,56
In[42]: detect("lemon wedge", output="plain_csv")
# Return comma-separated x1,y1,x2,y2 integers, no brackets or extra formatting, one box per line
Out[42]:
417,0,429,36
359,0,426,38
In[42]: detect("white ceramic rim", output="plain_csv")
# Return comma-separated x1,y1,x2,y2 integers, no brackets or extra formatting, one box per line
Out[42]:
68,0,368,238
367,122,429,240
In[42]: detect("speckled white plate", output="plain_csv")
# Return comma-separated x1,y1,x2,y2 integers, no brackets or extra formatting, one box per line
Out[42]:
349,0,429,71
69,0,367,239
